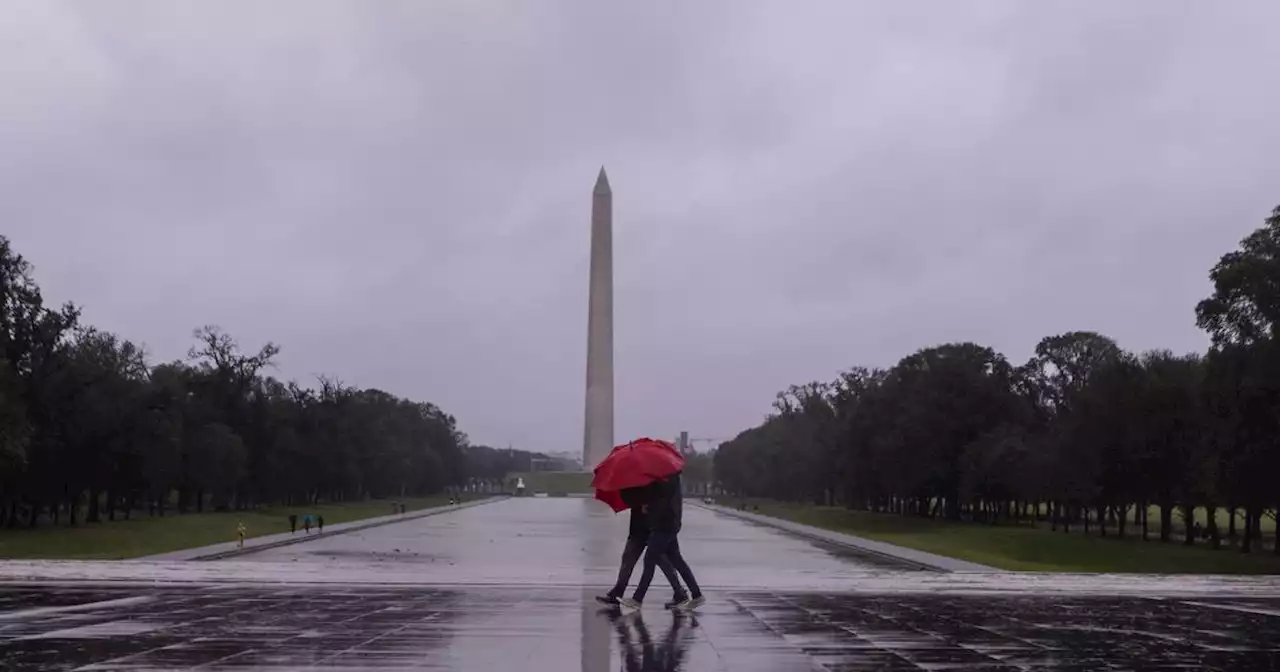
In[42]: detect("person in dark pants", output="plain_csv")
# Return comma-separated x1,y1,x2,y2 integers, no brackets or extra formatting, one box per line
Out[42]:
288,514,297,534
620,474,704,612
595,490,686,609
317,515,325,533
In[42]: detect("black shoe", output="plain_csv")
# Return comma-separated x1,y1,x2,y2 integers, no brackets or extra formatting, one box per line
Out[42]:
595,594,620,606
664,594,689,609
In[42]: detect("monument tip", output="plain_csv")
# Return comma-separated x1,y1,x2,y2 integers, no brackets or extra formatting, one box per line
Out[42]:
594,166,611,195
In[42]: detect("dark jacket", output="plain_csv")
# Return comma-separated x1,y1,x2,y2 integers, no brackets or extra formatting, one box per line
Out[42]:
619,487,652,541
627,507,650,541
620,486,647,509
644,474,683,534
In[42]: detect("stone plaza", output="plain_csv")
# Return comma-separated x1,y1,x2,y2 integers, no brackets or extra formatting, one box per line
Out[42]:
1,497,1279,670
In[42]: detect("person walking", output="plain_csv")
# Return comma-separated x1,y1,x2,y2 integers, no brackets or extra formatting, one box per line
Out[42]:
303,513,313,534
236,521,246,548
619,473,704,612
317,515,325,533
596,490,686,609
288,513,298,534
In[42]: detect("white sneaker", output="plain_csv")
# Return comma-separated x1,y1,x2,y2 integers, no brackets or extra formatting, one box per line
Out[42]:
617,597,642,611
675,596,705,612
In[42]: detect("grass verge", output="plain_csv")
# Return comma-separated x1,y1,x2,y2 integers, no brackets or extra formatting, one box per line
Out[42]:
736,500,1280,574
0,495,473,560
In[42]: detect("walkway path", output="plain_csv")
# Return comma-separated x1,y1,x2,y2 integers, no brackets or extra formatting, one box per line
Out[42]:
0,497,1278,669
241,496,915,588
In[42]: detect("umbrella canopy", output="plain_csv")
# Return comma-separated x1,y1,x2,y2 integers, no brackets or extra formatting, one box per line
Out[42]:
592,438,685,512
595,489,627,513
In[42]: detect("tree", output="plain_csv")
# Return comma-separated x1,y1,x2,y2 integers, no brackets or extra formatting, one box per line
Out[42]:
883,343,1025,519
54,329,150,522
0,363,28,501
712,203,1280,555
773,381,839,504
1195,205,1280,553
0,234,486,529
1061,353,1146,537
1129,351,1207,543
1195,206,1280,346
1023,331,1124,416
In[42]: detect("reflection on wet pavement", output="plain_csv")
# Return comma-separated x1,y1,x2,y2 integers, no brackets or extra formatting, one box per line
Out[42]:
0,585,1278,670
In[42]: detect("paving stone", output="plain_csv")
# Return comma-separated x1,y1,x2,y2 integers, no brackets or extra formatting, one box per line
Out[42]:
0,498,1277,669
0,586,1275,670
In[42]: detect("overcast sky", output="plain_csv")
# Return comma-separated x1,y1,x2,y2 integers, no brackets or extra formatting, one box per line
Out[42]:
2,2,1279,454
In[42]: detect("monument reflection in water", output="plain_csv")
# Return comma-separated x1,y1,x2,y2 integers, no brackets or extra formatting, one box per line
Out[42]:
581,500,616,671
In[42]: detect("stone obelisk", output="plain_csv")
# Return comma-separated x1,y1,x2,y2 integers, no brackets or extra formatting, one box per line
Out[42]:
582,167,614,471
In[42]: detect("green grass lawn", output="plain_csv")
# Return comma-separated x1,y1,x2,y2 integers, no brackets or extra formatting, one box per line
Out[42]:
0,495,471,560
1136,504,1276,537
739,500,1280,574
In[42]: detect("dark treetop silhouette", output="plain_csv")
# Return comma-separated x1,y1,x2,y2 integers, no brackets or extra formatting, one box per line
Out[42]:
0,235,518,528
715,205,1280,554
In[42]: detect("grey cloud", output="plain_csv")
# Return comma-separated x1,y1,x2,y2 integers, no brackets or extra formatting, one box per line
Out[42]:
2,0,1278,452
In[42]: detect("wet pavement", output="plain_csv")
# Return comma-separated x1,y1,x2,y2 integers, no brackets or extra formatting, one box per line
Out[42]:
0,584,1278,670
0,498,1278,669
241,497,912,583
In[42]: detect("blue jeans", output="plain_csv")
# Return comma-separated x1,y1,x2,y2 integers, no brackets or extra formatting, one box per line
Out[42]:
632,532,700,602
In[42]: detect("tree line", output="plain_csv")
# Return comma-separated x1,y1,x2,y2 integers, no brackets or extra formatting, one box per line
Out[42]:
714,205,1280,554
0,235,504,528
463,444,575,485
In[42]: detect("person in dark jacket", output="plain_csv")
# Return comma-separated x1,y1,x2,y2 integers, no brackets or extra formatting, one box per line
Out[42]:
619,473,704,611
596,491,686,608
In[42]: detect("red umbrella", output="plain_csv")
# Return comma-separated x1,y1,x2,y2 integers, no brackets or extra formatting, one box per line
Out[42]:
592,438,685,512
595,488,627,513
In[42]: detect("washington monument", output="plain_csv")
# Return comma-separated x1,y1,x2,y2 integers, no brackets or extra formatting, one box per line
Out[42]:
582,167,614,470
